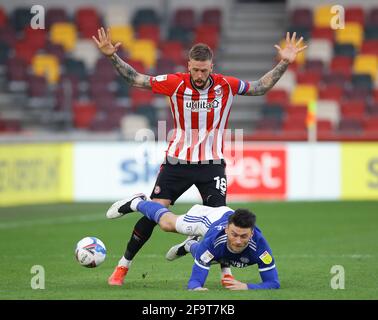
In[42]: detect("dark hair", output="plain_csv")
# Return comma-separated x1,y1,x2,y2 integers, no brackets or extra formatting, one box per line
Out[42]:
228,209,256,229
189,43,213,61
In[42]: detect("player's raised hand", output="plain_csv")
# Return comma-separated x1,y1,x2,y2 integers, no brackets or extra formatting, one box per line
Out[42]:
274,32,307,63
222,278,248,290
92,27,122,57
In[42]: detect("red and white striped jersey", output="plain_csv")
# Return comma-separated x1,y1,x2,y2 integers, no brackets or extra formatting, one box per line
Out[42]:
150,72,250,162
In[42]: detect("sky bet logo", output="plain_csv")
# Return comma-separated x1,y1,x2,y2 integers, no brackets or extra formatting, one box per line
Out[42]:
120,152,160,184
185,99,219,112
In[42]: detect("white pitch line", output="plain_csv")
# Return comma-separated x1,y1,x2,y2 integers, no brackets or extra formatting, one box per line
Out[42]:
0,213,106,230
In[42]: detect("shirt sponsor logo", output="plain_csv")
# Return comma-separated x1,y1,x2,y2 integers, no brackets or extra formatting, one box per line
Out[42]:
185,99,220,112
259,251,273,264
154,75,167,82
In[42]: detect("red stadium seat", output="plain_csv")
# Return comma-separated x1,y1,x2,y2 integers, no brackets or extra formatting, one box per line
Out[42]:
330,56,353,78
201,8,222,27
130,87,154,109
285,105,308,122
173,8,196,31
0,7,7,28
265,89,288,106
317,119,333,133
296,70,322,85
73,101,97,129
340,101,366,119
311,27,334,42
137,24,160,44
363,117,378,133
159,41,186,66
319,85,343,102
290,8,313,28
345,7,365,25
360,40,378,54
23,26,47,50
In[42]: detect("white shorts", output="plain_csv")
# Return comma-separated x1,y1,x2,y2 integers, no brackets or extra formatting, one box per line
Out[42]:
175,204,233,237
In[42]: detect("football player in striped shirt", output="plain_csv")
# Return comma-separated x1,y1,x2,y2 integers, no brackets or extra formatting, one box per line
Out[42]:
106,194,280,290
93,28,305,286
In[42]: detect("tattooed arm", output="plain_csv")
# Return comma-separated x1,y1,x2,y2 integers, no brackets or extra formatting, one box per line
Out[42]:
245,60,289,96
245,32,307,96
109,53,151,89
92,27,151,89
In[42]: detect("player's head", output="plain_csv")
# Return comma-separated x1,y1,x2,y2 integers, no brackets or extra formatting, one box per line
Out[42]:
188,43,213,89
225,209,256,253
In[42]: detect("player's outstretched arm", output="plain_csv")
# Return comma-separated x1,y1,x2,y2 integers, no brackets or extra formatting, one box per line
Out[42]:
245,32,307,96
92,27,151,89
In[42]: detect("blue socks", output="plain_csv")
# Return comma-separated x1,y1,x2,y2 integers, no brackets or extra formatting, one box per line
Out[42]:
136,201,170,223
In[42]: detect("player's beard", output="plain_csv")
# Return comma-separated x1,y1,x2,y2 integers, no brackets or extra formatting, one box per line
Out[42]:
191,75,210,90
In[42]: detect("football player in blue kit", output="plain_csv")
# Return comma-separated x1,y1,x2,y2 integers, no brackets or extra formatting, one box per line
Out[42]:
106,194,280,290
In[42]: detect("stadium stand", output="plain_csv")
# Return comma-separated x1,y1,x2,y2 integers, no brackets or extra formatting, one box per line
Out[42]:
0,2,377,142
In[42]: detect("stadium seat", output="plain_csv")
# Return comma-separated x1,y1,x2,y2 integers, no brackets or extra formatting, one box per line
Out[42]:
50,22,77,51
306,39,333,64
27,75,48,97
23,26,47,50
338,118,363,135
290,8,313,28
273,69,296,93
364,26,378,40
201,8,222,27
367,8,378,26
345,7,365,25
72,39,100,70
45,43,66,62
168,26,193,45
109,25,134,50
319,85,343,102
15,40,38,63
333,44,356,57
73,101,97,129
330,56,353,78
368,103,378,116
317,119,333,133
32,54,60,84
105,5,131,26
314,5,334,28
304,60,324,72
360,40,378,54
265,89,289,106
132,8,160,27
335,23,363,48
54,75,80,111
63,58,87,79
311,27,334,42
6,57,27,82
0,6,7,28
291,85,318,105
0,41,9,65
155,57,176,74
261,104,285,120
317,100,340,126
351,74,373,91
296,70,322,85
46,7,68,29
75,7,101,39
173,8,196,31
286,105,308,122
159,41,186,66
11,7,32,31
137,24,160,44
130,87,154,109
353,55,378,81
363,117,378,134
340,101,366,119
128,39,157,69
120,114,151,140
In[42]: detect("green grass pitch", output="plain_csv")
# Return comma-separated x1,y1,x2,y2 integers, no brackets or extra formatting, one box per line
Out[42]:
0,201,377,300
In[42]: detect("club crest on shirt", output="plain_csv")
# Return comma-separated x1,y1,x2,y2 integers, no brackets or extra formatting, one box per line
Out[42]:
259,251,273,265
154,185,161,194
200,250,214,264
215,88,223,97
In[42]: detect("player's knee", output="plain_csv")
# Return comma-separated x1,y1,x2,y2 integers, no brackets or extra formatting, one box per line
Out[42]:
158,215,176,232
204,194,226,207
